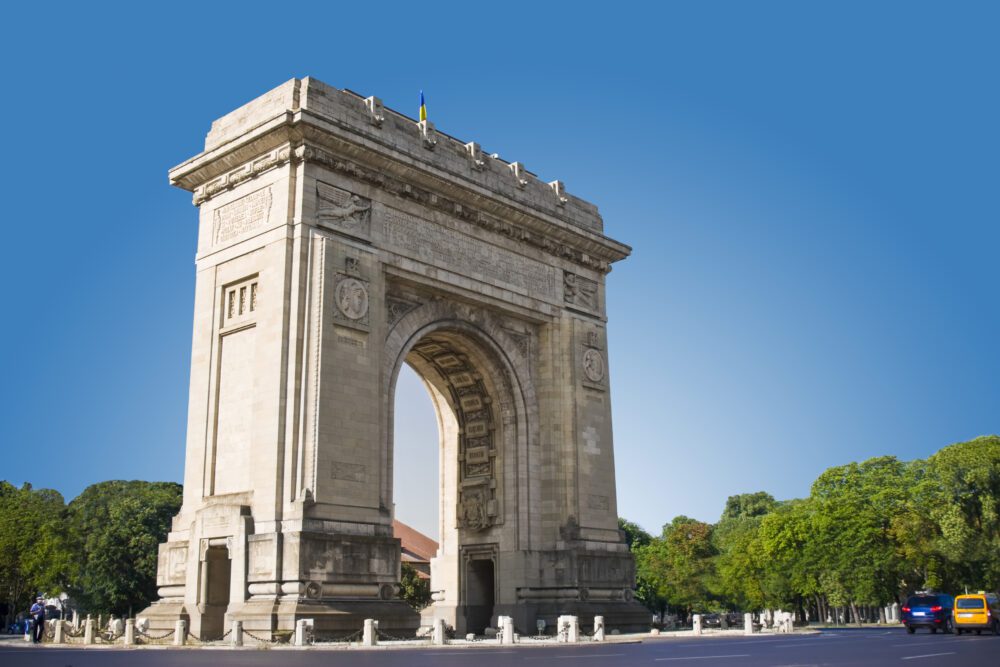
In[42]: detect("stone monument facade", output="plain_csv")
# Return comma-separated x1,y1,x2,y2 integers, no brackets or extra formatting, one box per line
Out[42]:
139,77,644,638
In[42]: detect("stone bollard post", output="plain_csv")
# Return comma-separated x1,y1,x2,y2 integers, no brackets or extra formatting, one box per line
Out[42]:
363,619,377,647
84,618,95,645
97,615,103,633
692,614,703,635
174,620,186,646
593,616,605,642
432,618,446,645
231,620,243,647
498,616,514,644
124,619,135,646
294,619,314,646
53,620,64,644
557,615,579,643
744,613,754,636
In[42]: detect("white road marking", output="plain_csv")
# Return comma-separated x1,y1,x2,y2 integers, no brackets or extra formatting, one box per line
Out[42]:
901,652,956,660
891,639,964,647
524,654,625,660
655,655,751,661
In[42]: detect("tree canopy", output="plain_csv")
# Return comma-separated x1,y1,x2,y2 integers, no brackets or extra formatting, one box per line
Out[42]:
622,435,1000,622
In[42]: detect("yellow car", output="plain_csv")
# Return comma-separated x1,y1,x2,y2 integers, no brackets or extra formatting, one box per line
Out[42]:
953,592,1000,635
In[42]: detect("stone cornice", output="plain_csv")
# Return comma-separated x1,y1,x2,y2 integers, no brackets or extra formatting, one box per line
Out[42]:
170,95,630,273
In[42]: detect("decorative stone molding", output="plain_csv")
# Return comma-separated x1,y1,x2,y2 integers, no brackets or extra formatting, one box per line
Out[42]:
418,120,437,150
192,142,613,273
509,162,529,188
465,141,486,171
364,96,385,127
549,180,569,207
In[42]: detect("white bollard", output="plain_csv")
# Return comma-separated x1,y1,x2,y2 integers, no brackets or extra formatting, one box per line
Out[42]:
124,619,135,646
744,613,754,636
53,620,64,644
174,619,186,646
692,614,703,635
363,618,377,647
432,618,446,645
593,616,605,642
84,618,95,645
231,620,243,647
294,619,314,646
497,616,514,644
557,615,579,643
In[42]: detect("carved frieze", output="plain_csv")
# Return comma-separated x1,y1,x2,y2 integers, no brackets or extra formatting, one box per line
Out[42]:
192,143,613,273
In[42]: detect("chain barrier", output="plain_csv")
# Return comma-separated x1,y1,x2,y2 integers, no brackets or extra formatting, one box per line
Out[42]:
242,628,283,644
375,627,431,642
135,627,176,645
313,628,363,644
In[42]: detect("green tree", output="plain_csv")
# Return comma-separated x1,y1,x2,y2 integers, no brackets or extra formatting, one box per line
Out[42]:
618,517,653,551
637,516,717,616
67,480,182,616
398,563,431,610
923,436,1000,591
808,456,909,623
0,482,74,626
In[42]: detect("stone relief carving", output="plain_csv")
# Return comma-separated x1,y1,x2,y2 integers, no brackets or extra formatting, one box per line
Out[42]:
317,182,371,237
333,276,370,325
564,271,598,311
386,296,420,330
582,348,605,383
460,485,490,531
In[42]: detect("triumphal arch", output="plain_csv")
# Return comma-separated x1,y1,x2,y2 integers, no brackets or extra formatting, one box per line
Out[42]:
140,77,644,638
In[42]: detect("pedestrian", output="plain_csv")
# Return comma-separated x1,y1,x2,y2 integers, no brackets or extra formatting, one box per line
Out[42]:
29,596,45,644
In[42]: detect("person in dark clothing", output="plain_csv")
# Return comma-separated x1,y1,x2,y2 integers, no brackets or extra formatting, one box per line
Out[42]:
29,597,45,643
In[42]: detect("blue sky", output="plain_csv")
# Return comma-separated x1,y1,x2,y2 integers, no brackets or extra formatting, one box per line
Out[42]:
1,2,996,540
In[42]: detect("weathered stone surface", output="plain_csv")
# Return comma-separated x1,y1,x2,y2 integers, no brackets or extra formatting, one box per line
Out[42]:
139,76,644,638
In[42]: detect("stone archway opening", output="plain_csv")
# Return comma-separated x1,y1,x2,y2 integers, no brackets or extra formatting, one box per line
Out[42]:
392,363,441,542
387,323,519,635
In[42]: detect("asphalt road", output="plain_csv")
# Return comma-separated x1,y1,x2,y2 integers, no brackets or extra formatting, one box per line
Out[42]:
0,628,996,666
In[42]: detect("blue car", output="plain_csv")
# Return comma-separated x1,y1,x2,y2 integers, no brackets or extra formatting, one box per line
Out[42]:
902,593,955,634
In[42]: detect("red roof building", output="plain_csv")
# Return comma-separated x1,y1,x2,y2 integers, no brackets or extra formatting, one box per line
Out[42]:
393,520,438,580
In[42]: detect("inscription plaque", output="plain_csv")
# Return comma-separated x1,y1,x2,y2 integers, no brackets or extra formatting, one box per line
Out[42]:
213,187,272,245
382,206,558,300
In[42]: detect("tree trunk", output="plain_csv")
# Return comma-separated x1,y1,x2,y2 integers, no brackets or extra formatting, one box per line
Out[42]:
850,602,862,626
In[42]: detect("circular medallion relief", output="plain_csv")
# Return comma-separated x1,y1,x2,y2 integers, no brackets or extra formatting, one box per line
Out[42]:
582,348,605,383
335,277,369,320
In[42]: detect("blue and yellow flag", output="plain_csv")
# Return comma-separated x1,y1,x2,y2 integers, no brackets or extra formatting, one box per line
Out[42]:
419,90,427,122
